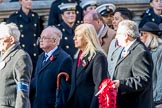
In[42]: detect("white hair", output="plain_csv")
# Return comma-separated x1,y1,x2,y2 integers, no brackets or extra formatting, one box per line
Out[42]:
118,20,139,39
0,22,20,42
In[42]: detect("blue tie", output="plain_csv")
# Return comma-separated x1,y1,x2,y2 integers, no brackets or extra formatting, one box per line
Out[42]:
120,48,126,59
42,54,48,66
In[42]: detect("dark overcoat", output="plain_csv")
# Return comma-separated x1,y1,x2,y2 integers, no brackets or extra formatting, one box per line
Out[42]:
57,22,77,59
139,7,162,28
48,0,82,26
7,8,43,69
66,51,108,108
32,47,73,108
113,39,153,108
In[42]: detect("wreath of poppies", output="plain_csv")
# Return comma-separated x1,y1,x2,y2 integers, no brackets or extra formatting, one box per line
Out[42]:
97,78,117,108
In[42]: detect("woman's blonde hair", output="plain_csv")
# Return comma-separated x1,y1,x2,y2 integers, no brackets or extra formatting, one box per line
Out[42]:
145,32,162,50
74,23,105,61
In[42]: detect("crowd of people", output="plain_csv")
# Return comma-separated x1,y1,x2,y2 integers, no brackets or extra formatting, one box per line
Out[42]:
0,0,162,108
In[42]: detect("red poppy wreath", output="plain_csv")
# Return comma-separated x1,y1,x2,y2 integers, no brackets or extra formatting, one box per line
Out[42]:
96,78,117,108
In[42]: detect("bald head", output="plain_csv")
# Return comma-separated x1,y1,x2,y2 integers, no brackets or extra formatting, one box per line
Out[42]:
43,26,62,40
83,11,104,32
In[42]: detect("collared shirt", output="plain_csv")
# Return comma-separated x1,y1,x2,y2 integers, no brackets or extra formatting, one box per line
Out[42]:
45,46,58,61
124,39,136,52
97,24,105,38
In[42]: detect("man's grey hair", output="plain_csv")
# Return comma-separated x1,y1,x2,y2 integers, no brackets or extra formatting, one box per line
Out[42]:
48,26,62,40
0,22,20,41
118,20,139,39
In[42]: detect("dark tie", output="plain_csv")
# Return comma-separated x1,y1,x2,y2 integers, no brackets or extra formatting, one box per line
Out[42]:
42,54,48,66
119,48,126,59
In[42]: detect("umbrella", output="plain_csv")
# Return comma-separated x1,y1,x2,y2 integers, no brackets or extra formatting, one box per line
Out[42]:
55,72,70,108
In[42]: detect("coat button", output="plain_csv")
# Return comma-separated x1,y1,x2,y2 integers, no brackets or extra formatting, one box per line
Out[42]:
34,34,36,37
62,28,65,32
33,43,36,47
20,25,23,28
22,44,25,48
34,24,37,27
64,37,68,40
21,34,24,38
33,53,37,56
66,45,69,49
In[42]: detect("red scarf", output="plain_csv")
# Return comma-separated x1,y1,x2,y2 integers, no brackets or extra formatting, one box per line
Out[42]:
77,50,83,67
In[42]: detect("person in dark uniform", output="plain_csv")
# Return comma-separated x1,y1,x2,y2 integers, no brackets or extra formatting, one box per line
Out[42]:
95,3,116,29
7,0,43,71
80,0,98,16
139,0,162,28
57,3,78,59
48,0,82,26
7,0,43,105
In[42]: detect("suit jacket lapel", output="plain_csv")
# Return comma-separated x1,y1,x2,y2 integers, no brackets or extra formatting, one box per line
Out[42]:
38,47,60,73
114,39,140,77
76,56,89,79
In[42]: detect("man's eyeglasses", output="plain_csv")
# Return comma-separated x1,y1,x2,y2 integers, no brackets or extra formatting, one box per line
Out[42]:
38,37,54,41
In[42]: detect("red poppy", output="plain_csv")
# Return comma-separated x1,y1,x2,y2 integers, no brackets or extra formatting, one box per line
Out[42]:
50,55,55,61
82,60,87,67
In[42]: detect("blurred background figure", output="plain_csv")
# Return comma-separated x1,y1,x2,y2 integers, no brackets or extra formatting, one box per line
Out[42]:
159,23,162,38
48,0,82,26
139,22,162,108
66,23,108,108
112,7,133,31
83,11,116,54
113,20,153,108
139,0,162,28
0,22,32,108
7,0,43,74
0,0,3,3
107,7,133,79
57,3,78,60
7,0,43,104
80,0,97,16
10,0,38,2
31,26,73,108
96,3,116,29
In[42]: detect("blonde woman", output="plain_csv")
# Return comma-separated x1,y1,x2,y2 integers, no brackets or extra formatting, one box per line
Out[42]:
66,24,108,108
140,22,162,108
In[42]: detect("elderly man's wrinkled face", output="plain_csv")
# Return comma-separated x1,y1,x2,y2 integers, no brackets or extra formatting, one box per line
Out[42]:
39,29,56,53
0,36,13,52
115,25,127,47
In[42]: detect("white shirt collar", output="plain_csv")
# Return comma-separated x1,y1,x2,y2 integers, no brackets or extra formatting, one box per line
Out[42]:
124,39,136,52
97,24,105,37
45,46,58,61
